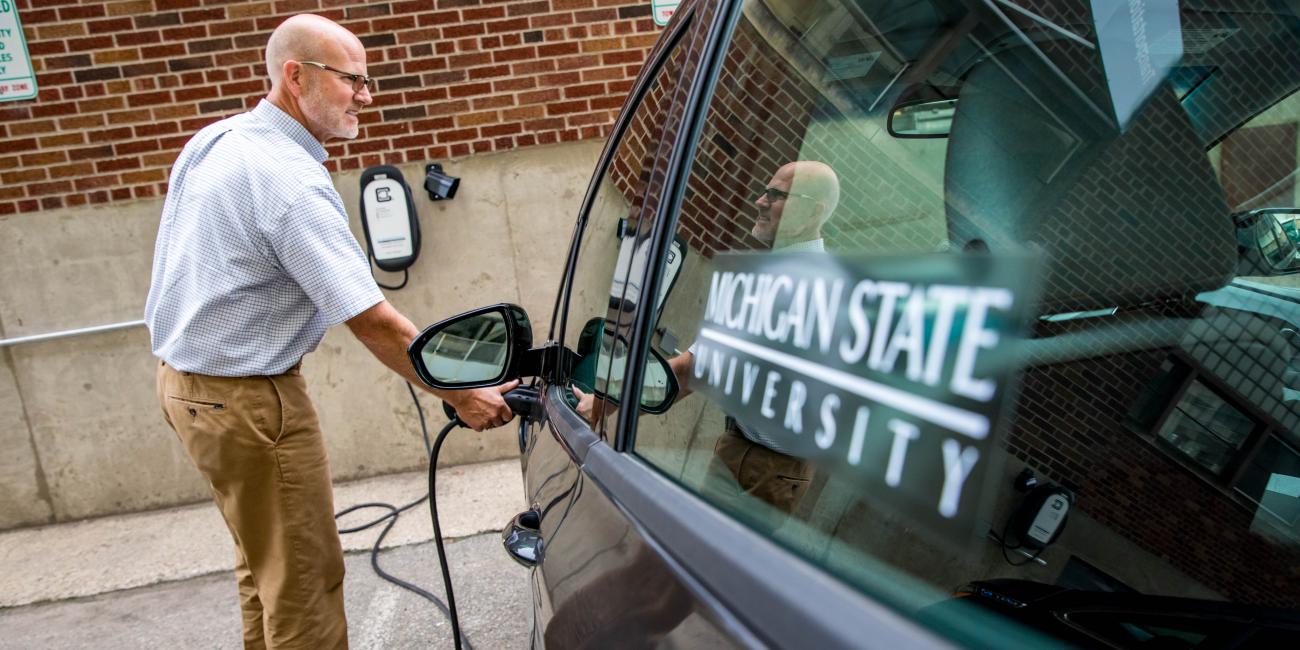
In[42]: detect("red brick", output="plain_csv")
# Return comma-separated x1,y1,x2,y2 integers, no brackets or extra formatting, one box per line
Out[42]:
1,169,48,184
443,23,485,39
538,42,580,58
563,82,605,98
462,6,507,21
439,127,479,143
28,180,75,196
472,95,515,110
468,64,511,80
128,91,174,108
449,82,492,98
540,71,583,87
511,59,556,75
518,88,561,104
507,2,550,17
493,46,537,63
546,100,589,115
493,76,536,92
486,18,530,34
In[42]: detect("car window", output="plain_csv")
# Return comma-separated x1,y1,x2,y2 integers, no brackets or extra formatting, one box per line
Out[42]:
559,21,695,439
624,0,1300,645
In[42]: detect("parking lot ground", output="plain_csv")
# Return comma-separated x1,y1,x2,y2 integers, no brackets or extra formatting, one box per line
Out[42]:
0,460,530,648
0,534,531,649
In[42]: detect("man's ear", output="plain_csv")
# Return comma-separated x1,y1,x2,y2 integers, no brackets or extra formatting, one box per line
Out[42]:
282,60,305,97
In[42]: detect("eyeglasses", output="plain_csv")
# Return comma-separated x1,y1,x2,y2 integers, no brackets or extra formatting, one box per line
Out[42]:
758,187,816,202
300,61,375,94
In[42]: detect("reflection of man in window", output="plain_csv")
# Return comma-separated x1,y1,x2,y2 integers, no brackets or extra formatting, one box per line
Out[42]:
751,160,839,251
577,160,840,529
685,160,839,530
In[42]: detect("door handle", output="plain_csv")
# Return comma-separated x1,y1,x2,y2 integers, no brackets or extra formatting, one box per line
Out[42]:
502,508,543,567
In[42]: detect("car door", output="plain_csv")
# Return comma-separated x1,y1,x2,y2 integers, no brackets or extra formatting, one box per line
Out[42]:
507,0,1300,648
611,1,1300,649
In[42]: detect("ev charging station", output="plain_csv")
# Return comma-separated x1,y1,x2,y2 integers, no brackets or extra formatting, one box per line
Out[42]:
359,165,421,277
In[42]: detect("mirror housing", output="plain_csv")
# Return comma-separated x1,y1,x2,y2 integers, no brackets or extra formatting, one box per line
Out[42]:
408,304,534,389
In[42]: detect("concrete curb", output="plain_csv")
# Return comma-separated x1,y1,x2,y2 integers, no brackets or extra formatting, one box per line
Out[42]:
0,459,525,609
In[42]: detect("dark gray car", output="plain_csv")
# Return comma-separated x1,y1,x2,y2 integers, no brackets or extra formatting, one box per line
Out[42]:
412,0,1300,646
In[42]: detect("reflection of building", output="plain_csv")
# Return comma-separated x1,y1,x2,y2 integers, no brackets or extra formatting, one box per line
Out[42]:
614,0,1300,610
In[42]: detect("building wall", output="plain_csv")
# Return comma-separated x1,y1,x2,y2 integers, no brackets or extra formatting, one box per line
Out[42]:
0,139,605,530
1,0,661,214
0,0,672,528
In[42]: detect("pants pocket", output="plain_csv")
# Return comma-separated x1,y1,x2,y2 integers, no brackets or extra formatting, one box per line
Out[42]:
251,377,286,446
167,395,226,412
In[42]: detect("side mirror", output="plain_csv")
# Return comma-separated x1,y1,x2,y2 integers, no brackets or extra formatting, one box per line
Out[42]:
408,304,533,389
1235,208,1300,275
572,318,678,414
888,97,958,138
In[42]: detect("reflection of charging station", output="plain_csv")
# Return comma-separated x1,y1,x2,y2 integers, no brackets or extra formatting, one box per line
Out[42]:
360,165,420,289
609,218,687,324
995,468,1075,566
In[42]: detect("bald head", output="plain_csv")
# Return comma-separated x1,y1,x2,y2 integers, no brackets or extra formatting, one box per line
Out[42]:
266,14,363,87
784,160,840,219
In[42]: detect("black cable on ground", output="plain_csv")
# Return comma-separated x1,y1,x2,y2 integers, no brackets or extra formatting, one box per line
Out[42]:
334,381,473,650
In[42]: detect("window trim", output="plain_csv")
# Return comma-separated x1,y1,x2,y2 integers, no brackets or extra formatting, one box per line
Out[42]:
613,0,746,453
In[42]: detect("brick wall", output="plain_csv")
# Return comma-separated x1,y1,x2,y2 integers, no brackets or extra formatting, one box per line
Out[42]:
0,0,664,215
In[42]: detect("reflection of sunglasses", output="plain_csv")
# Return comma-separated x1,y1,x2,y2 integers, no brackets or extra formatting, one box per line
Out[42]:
758,187,816,202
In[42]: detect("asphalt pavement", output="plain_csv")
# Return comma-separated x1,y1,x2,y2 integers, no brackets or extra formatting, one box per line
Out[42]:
0,460,531,648
0,535,530,649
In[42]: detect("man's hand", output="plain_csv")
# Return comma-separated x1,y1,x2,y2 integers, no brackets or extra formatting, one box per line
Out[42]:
572,385,620,428
443,380,520,431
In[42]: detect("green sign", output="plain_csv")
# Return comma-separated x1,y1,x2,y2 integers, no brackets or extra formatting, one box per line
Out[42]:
652,0,680,27
691,252,1039,543
0,0,36,102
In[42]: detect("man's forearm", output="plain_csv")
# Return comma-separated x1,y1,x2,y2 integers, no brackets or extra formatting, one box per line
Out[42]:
345,300,485,406
345,300,428,387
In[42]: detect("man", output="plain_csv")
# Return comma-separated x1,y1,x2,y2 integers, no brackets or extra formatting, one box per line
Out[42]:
681,160,839,528
144,14,514,649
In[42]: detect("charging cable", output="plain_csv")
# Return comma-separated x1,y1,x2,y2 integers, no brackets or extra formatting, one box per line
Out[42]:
334,382,474,650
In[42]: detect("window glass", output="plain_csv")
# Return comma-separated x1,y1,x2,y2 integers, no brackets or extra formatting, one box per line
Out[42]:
626,0,1300,645
560,28,694,437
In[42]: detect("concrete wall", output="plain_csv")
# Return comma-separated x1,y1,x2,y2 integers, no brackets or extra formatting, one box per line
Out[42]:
0,139,603,530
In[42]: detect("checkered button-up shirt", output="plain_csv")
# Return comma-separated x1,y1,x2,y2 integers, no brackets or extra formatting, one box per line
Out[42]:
145,100,383,376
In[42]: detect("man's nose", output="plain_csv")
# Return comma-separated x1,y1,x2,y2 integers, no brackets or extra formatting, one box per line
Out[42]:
356,85,374,106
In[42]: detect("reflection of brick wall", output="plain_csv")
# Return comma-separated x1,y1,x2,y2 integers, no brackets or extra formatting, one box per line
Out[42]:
0,0,663,214
1221,124,1298,210
1009,319,1300,608
669,18,942,258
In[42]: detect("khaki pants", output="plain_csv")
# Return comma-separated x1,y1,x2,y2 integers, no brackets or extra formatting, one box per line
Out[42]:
157,360,347,650
703,424,814,533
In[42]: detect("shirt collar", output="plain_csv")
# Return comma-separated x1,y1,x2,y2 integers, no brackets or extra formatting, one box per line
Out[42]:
778,237,825,252
252,99,329,164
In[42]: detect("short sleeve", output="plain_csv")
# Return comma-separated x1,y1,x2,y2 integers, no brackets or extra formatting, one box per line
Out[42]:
265,184,384,326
